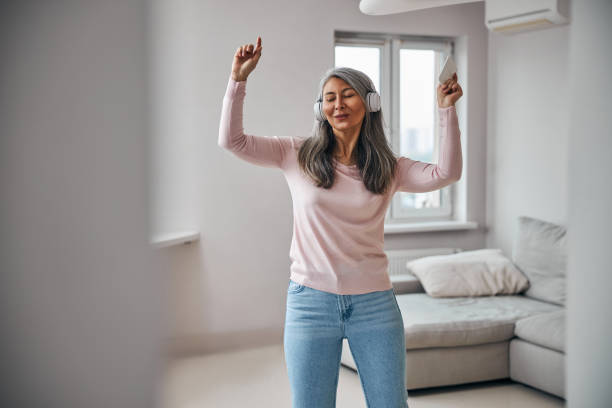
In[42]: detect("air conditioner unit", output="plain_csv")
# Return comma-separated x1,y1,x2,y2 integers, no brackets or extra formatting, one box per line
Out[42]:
485,0,570,35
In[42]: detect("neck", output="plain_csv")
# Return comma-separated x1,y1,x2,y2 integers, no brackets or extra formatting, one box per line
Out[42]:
333,128,359,164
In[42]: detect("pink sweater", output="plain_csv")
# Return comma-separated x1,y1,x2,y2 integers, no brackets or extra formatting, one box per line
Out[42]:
218,76,462,295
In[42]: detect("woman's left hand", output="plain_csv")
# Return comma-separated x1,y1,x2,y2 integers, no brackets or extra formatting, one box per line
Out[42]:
437,72,463,108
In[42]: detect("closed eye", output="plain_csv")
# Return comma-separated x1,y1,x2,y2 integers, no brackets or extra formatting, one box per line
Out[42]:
326,94,354,102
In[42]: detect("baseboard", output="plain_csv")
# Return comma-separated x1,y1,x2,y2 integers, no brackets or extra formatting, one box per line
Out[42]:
166,327,283,358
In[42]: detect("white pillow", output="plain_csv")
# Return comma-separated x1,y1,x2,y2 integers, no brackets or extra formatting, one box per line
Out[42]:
406,248,530,298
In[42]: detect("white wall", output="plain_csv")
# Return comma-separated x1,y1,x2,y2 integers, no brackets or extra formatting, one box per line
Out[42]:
565,1,612,405
0,1,167,407
485,25,570,253
154,0,489,354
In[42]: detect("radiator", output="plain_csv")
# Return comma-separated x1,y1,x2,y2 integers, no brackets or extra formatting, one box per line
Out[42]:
385,248,462,277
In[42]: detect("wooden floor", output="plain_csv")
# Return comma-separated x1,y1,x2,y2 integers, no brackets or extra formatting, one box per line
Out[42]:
161,343,566,407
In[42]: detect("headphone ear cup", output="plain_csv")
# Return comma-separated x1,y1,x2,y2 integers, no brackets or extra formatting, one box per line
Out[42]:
366,92,381,112
313,101,326,122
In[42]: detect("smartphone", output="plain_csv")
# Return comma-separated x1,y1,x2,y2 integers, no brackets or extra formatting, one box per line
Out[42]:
438,55,457,83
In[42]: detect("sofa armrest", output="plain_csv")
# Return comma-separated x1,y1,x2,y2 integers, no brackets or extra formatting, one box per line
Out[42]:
391,274,425,294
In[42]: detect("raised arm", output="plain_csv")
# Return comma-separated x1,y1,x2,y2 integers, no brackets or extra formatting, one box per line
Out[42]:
218,36,291,168
395,105,463,193
218,75,290,168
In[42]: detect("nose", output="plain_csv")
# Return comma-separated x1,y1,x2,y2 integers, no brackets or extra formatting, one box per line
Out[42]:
334,96,346,110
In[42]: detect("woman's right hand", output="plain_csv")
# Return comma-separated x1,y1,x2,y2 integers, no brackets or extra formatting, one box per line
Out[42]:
231,36,263,82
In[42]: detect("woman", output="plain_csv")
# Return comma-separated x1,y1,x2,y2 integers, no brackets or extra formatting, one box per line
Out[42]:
219,36,463,408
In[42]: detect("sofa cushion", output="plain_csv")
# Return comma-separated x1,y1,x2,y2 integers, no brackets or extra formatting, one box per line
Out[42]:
395,293,562,350
405,248,530,298
512,216,567,305
514,310,565,352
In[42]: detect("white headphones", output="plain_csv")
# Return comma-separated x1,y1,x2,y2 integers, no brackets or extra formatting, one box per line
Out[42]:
313,90,381,122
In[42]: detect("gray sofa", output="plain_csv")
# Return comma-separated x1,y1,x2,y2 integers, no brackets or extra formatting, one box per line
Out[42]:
340,216,567,399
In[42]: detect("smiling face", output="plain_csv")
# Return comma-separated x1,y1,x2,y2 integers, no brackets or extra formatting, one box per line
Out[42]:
322,77,366,133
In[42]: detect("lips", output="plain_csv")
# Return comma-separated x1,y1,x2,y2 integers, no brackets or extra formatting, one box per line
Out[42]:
335,114,349,119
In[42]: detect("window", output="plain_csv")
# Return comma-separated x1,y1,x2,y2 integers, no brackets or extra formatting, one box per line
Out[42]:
334,31,455,225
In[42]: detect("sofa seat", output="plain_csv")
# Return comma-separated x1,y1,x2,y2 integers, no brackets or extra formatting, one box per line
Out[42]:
514,310,565,352
395,293,562,349
390,274,424,294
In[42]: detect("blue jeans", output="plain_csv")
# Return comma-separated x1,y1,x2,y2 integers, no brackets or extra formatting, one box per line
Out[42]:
284,279,409,408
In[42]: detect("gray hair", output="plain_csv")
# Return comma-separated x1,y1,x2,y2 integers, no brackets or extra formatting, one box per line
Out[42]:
297,66,397,195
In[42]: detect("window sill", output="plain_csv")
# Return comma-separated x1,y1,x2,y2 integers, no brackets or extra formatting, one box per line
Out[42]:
384,220,478,234
150,230,200,249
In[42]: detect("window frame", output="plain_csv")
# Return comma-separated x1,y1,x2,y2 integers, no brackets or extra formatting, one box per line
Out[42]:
334,31,456,225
